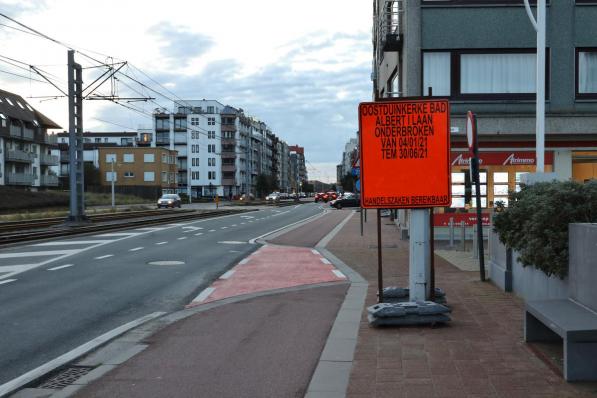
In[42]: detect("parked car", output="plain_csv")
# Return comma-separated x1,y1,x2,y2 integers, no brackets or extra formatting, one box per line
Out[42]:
239,193,255,201
266,192,280,202
314,192,325,202
157,194,182,208
330,193,359,209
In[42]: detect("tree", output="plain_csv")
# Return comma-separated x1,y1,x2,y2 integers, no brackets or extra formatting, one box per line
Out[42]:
84,162,100,188
302,182,314,193
341,173,354,192
255,173,270,198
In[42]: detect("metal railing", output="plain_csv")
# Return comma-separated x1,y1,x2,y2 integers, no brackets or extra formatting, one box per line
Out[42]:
40,175,59,186
6,173,35,185
40,154,59,165
23,128,34,141
6,149,35,163
9,125,21,137
376,0,403,54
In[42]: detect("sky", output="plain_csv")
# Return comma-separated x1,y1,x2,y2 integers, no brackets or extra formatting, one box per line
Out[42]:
0,0,372,183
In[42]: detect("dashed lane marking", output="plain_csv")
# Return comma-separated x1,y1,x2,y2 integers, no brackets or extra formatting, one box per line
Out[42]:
95,233,139,237
47,264,74,271
220,270,235,279
221,227,228,229
320,258,331,265
194,232,204,236
311,249,319,255
0,279,17,285
94,254,113,260
231,224,237,227
129,247,144,252
177,237,187,240
191,287,215,303
156,241,168,245
209,229,216,232
332,270,346,279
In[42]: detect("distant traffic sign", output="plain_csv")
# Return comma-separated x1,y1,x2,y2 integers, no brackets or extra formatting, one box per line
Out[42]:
358,99,451,208
351,167,360,177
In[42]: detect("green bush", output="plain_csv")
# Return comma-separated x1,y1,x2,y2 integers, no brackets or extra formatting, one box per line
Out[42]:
493,180,597,279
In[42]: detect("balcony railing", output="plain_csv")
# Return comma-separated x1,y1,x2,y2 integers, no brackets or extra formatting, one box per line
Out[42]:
221,164,236,172
222,178,236,186
6,173,35,185
23,128,34,141
9,125,21,137
376,0,403,53
40,154,59,165
40,174,59,186
6,149,35,163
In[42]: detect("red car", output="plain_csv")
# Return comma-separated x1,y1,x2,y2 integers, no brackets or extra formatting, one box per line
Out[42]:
314,192,325,202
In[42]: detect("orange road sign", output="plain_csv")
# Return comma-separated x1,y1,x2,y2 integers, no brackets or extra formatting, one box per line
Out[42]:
358,99,451,209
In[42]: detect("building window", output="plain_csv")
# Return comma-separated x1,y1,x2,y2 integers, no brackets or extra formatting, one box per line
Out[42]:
207,106,214,113
460,53,535,94
208,158,216,166
95,138,101,143
208,144,215,153
190,117,199,126
106,171,117,182
208,131,216,139
144,153,155,163
423,52,450,96
208,171,216,180
208,117,215,125
156,118,170,130
162,171,168,182
106,153,116,163
162,153,167,163
144,172,155,182
104,138,109,143
577,49,597,97
174,118,187,130
123,153,134,163
124,171,134,178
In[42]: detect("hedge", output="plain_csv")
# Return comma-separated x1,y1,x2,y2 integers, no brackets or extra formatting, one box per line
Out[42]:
493,180,597,279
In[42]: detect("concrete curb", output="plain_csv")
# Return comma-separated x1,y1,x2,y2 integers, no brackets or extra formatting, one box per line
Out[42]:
306,211,369,398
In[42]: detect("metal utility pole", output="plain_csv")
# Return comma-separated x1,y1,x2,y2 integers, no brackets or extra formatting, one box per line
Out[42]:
524,0,546,172
67,50,86,222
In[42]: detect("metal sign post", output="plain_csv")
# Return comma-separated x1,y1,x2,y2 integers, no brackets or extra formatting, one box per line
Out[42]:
467,111,486,281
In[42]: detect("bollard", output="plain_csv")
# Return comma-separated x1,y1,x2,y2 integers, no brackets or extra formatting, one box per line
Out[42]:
472,224,478,259
448,217,454,247
460,221,466,251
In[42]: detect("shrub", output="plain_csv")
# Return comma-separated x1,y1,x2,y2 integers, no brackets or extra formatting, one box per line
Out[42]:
493,180,597,279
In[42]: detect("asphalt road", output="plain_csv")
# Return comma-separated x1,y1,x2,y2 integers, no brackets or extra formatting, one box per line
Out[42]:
0,203,326,386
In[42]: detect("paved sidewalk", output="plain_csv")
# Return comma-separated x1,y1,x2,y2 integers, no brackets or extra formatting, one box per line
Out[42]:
326,214,597,398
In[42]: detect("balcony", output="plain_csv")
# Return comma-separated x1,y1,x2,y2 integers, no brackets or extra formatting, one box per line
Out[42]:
10,125,21,138
6,149,35,163
6,173,35,185
40,154,59,165
222,164,236,172
222,138,236,146
60,152,70,162
222,125,236,132
40,174,59,186
23,128,34,141
222,178,236,186
377,0,403,52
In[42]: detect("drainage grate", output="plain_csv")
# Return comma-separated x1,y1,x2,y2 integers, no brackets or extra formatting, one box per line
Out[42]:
37,366,94,389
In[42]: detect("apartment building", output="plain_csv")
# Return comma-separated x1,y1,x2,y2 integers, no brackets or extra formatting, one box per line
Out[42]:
372,0,597,210
289,145,308,192
153,100,298,197
98,147,177,194
0,89,60,189
337,136,358,181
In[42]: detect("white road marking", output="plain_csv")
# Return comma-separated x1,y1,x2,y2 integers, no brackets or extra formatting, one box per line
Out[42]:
229,250,240,253
239,258,249,265
311,249,319,255
231,224,237,227
320,258,331,265
221,226,228,229
0,312,165,398
192,287,215,303
247,211,327,244
156,241,168,245
182,226,202,232
47,264,74,271
129,247,144,252
332,270,346,279
168,223,187,227
0,250,78,259
217,241,246,245
32,240,110,246
209,229,216,232
0,279,17,285
240,215,254,219
194,232,204,236
95,233,139,237
177,237,187,240
220,270,236,279
240,222,246,225
94,254,113,260
135,227,164,232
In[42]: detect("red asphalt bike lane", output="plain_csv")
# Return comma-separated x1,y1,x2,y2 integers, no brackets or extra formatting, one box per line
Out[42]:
188,244,347,306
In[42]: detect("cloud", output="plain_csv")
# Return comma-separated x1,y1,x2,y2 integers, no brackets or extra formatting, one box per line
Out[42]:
94,30,371,167
0,0,47,19
148,22,214,67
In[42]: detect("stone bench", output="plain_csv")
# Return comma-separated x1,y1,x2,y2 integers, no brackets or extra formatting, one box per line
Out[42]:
525,299,597,381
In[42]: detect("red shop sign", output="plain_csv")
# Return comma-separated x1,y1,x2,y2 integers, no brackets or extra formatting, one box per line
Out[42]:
451,151,554,167
434,213,491,227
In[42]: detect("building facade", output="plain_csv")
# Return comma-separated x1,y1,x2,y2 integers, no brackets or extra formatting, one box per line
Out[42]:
289,145,308,192
153,101,296,198
372,0,597,209
98,147,177,193
0,89,60,189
